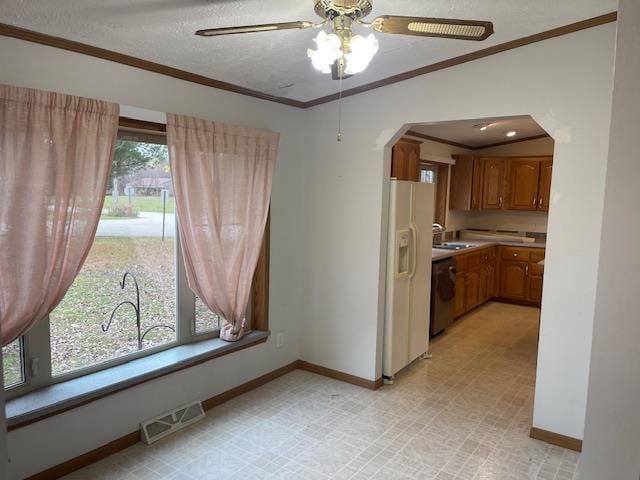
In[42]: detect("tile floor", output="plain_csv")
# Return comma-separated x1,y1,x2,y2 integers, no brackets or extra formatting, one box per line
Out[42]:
63,302,579,479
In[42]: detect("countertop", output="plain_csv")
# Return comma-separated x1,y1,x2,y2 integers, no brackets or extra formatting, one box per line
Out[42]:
432,240,546,262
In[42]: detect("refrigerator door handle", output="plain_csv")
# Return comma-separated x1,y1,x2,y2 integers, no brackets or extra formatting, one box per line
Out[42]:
408,222,418,279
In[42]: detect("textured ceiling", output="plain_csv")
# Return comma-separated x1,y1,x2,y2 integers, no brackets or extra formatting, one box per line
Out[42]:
0,0,617,101
411,117,548,148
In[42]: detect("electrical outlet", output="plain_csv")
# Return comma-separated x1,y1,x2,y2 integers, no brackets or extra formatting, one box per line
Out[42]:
276,333,284,348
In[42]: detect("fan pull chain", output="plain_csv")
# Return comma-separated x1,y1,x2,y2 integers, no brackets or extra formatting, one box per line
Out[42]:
337,71,343,142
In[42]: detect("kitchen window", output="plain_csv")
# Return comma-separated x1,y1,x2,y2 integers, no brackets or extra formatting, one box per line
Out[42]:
3,118,269,399
420,165,437,184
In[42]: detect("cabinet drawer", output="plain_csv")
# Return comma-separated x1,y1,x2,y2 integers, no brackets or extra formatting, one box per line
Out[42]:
479,246,493,264
467,251,483,268
500,246,531,262
455,253,469,272
530,249,545,263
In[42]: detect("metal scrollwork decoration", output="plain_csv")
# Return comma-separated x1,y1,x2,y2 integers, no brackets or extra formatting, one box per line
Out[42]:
102,272,176,350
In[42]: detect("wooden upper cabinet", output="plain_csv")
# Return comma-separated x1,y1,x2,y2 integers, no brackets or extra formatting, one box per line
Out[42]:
506,158,541,210
471,158,483,210
450,155,482,211
481,158,506,209
451,155,553,212
537,158,553,211
391,138,421,182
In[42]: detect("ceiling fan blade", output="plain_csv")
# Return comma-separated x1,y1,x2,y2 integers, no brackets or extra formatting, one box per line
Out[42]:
371,16,494,41
196,21,314,37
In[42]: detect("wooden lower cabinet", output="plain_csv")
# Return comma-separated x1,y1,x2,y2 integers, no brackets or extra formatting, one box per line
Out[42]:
454,272,467,317
499,261,528,299
454,246,497,318
453,245,545,318
486,262,497,299
527,274,543,302
497,247,545,304
465,267,481,311
478,266,488,304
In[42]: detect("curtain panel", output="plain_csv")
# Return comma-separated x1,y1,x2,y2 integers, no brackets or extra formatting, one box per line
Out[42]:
167,114,278,342
0,84,119,346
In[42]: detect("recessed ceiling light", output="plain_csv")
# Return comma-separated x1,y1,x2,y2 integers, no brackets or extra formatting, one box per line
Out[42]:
506,130,517,137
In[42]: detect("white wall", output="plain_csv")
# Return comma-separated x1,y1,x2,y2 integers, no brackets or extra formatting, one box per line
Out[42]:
449,209,549,233
0,36,309,479
581,1,640,478
299,23,615,442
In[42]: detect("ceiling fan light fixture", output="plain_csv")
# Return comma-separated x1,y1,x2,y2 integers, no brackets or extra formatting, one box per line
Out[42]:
344,33,379,74
308,30,342,73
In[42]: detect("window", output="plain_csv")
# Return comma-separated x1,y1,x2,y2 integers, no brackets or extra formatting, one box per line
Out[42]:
49,138,177,376
2,339,25,389
4,118,269,398
421,161,448,228
420,164,437,184
195,296,221,334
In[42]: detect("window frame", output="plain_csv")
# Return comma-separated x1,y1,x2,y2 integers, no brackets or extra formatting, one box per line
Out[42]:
4,117,270,399
419,163,437,184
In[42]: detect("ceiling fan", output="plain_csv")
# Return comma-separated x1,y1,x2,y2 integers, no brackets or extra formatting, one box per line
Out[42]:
196,0,494,80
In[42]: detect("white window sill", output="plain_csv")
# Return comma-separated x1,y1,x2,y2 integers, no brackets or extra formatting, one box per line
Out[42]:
6,330,269,430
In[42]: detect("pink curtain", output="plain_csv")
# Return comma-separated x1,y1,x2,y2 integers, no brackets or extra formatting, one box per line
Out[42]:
167,114,278,342
0,85,119,346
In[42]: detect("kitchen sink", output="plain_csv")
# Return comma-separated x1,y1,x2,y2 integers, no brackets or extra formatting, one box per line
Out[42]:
434,243,475,251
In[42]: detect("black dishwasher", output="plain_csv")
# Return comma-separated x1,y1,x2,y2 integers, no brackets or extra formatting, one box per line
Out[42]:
430,257,456,336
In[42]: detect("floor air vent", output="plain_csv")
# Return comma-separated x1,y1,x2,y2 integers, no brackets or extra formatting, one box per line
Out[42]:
141,400,205,444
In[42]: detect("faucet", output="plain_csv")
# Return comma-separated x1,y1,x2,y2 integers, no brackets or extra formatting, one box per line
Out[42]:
432,223,445,234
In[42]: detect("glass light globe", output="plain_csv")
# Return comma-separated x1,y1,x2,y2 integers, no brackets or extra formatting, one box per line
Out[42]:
307,31,342,74
345,33,379,75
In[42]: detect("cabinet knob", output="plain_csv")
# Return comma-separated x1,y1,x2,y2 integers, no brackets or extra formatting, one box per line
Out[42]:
513,253,518,257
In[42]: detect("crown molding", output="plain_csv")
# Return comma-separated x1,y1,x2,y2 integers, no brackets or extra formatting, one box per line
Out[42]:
0,22,307,109
0,12,617,110
304,12,617,107
405,131,475,150
405,130,551,151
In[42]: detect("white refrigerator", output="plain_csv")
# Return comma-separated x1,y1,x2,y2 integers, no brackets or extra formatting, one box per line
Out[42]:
383,180,435,382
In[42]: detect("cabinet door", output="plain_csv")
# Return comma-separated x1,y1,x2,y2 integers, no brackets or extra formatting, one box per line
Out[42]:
506,159,541,210
471,157,484,210
450,156,475,210
465,268,481,310
391,144,407,180
537,158,553,211
481,158,506,209
499,261,528,300
454,272,467,317
527,274,543,303
391,139,421,181
478,266,488,303
486,264,496,299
